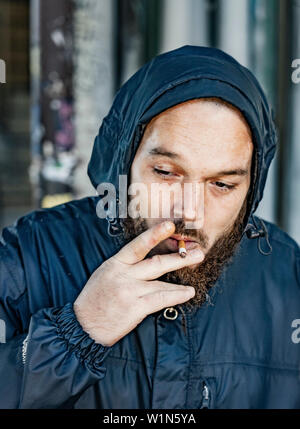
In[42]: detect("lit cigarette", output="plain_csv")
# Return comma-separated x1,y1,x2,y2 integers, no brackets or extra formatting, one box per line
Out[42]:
178,240,187,258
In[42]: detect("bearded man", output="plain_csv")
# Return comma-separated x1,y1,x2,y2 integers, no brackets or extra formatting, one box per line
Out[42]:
121,97,251,315
0,46,300,409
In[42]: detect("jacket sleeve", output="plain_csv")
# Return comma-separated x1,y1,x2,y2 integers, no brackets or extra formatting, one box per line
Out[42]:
0,224,112,409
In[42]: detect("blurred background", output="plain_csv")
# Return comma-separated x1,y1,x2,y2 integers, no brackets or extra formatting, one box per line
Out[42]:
0,0,299,243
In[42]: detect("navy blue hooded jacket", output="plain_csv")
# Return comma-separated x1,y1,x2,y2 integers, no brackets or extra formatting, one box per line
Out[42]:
1,46,300,409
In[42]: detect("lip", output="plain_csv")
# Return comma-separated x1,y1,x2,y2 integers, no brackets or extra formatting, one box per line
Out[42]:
166,236,200,252
170,234,199,243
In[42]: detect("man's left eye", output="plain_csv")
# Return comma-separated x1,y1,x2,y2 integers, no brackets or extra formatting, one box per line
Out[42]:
214,181,235,190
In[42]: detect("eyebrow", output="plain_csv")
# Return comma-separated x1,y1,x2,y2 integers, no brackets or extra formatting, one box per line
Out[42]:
149,147,180,159
214,169,249,176
148,147,249,177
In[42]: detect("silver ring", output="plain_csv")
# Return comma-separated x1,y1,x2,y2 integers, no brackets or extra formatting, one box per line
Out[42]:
163,307,178,320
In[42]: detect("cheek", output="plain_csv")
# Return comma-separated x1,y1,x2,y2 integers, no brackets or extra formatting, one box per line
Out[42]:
205,187,247,234
130,160,151,201
129,161,143,183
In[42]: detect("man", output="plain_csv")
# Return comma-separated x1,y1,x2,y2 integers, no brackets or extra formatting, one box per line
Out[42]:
0,45,299,409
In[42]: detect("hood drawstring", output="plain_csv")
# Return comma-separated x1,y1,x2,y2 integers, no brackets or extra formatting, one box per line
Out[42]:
106,217,124,237
106,198,124,237
244,215,272,256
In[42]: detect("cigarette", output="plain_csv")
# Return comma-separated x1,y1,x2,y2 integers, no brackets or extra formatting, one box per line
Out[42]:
178,240,187,258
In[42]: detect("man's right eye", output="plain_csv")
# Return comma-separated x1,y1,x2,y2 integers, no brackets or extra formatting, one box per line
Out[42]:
153,167,174,177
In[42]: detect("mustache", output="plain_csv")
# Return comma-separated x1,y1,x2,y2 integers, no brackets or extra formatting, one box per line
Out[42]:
172,219,209,249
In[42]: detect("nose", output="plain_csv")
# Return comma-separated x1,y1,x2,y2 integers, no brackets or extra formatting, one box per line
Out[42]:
174,182,205,230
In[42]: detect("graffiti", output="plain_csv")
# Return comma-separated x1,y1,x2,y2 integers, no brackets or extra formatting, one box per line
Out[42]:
54,100,74,150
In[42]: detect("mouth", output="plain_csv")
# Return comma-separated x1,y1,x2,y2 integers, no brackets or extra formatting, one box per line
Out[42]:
170,234,199,243
166,234,201,251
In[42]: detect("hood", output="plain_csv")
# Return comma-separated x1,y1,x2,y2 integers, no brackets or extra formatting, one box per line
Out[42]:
88,45,278,248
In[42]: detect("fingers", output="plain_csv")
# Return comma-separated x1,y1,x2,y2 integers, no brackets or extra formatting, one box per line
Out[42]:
114,221,175,265
130,249,205,280
140,284,195,315
137,280,194,297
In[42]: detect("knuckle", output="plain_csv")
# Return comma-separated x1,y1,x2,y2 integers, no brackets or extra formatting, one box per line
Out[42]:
124,241,143,263
157,290,167,305
149,254,163,267
147,234,158,249
96,260,115,280
132,246,143,261
101,257,116,271
104,256,127,275
140,294,150,306
139,294,154,314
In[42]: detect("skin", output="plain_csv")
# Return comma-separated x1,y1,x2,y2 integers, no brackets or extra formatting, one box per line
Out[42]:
74,98,253,346
130,98,253,258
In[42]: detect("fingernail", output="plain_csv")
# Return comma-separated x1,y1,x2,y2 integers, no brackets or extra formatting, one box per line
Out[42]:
186,287,195,296
189,249,204,258
163,221,174,231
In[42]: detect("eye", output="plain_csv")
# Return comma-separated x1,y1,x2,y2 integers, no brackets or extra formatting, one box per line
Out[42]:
213,181,236,191
153,167,176,177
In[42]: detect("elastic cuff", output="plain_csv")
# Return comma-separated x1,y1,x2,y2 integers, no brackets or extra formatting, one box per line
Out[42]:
52,303,111,370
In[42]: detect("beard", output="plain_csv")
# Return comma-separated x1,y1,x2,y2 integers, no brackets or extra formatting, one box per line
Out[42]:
121,198,248,313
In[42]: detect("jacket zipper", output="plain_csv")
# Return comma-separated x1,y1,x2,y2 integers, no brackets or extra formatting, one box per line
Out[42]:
201,383,210,408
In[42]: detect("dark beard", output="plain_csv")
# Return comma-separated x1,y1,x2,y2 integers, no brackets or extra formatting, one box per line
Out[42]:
122,198,247,312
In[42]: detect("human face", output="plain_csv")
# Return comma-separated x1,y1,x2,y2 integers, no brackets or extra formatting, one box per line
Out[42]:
129,98,253,257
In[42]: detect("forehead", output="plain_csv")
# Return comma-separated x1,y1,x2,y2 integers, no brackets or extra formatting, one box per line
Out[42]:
135,99,253,167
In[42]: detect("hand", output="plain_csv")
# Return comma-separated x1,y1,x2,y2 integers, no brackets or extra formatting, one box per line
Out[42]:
73,221,204,346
